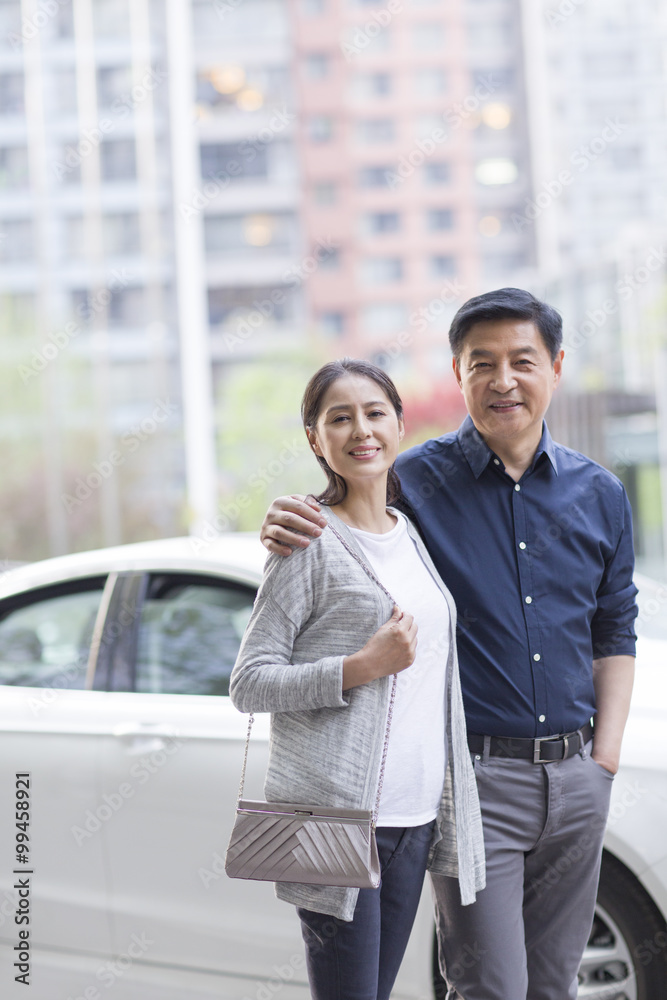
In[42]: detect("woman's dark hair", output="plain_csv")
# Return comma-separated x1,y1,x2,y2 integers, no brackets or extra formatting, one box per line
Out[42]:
449,287,563,362
301,358,403,507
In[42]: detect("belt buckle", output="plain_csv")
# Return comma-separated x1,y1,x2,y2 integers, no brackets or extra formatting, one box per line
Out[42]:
533,734,570,764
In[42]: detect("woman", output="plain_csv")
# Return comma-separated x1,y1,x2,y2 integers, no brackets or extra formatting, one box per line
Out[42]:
230,358,484,1000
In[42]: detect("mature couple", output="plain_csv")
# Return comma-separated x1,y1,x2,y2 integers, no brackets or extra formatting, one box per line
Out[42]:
229,288,638,1000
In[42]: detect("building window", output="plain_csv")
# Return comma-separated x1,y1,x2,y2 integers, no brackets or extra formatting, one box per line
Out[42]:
201,142,268,182
0,147,29,190
63,216,84,259
300,0,326,13
342,24,391,55
472,68,514,91
318,311,344,336
71,286,145,327
352,72,392,99
467,21,512,47
93,0,130,39
97,66,133,110
55,2,74,37
307,115,333,142
610,146,642,170
583,51,635,76
423,162,451,185
426,208,454,231
361,211,400,235
430,255,456,278
313,181,337,205
108,285,145,326
361,303,408,334
317,246,340,270
103,213,141,256
303,53,329,79
204,212,297,254
360,257,403,285
0,73,24,116
356,118,396,144
358,165,392,188
412,22,444,51
414,68,447,97
100,140,137,182
0,219,33,263
52,70,78,116
208,286,292,327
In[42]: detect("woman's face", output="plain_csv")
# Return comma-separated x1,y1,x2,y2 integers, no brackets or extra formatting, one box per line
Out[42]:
307,375,404,490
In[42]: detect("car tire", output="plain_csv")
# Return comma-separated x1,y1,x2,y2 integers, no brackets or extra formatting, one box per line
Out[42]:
579,851,667,1000
431,851,667,1000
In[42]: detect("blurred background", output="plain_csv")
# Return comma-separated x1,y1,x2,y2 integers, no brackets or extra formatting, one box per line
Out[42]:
0,0,665,580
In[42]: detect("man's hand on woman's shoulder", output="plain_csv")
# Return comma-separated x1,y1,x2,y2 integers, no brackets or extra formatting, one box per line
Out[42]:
260,494,328,556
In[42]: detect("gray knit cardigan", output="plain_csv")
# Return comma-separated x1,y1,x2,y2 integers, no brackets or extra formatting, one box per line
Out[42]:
229,506,485,920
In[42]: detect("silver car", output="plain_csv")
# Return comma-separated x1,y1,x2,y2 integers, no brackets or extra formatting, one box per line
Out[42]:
0,536,665,1000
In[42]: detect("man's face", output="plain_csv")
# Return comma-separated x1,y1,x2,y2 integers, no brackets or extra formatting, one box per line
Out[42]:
453,318,563,452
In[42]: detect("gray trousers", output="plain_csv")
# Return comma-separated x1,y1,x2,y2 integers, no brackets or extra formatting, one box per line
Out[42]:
431,740,614,1000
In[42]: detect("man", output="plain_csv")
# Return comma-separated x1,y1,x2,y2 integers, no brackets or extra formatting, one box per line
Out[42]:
260,288,637,999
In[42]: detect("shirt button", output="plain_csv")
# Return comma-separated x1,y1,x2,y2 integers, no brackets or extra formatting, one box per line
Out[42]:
538,714,546,723
519,542,526,550
493,458,500,466
533,653,541,661
514,484,521,491
475,755,481,760
525,596,533,604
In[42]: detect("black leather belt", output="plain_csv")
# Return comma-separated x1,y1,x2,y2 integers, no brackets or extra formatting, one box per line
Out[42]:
467,721,593,764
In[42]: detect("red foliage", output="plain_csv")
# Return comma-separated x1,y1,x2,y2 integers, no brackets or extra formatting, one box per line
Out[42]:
402,382,467,437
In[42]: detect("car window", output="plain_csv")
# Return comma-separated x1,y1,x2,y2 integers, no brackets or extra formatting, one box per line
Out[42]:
0,580,107,689
134,574,255,697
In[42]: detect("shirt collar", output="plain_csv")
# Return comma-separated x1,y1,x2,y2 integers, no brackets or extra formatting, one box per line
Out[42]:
457,414,559,479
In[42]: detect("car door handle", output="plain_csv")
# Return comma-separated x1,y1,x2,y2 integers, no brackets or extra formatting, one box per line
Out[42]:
112,722,181,755
113,722,180,738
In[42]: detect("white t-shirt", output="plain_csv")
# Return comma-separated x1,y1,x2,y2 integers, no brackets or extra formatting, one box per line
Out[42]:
348,512,450,826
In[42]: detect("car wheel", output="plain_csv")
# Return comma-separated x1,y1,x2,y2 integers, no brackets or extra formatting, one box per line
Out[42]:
578,852,667,1000
431,853,667,999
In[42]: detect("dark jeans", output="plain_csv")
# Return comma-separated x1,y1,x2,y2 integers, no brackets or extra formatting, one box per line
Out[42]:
297,820,435,1000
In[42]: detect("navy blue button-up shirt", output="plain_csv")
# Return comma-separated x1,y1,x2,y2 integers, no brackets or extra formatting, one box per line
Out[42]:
396,415,638,739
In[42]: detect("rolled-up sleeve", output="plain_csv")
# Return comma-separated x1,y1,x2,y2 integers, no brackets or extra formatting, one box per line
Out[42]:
591,489,638,659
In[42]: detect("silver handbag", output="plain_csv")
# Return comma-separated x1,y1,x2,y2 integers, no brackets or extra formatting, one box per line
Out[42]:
225,517,398,890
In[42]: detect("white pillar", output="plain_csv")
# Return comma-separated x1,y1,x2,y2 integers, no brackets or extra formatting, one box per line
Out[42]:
166,0,218,535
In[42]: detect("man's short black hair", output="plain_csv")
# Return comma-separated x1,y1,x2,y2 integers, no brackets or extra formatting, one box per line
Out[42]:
449,288,563,362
